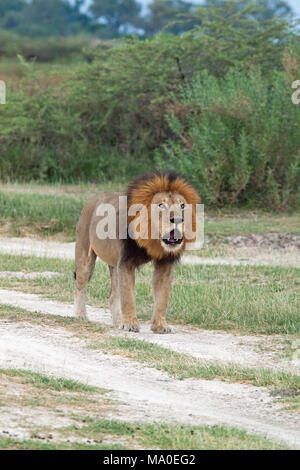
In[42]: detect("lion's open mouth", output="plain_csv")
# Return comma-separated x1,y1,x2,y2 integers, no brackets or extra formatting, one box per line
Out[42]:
162,230,183,246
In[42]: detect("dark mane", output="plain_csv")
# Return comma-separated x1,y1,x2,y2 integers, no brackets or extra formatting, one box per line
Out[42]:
121,236,181,267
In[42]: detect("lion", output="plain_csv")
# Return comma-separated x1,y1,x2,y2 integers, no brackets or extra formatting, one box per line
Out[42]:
74,171,200,334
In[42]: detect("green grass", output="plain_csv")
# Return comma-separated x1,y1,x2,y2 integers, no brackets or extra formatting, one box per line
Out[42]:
0,191,84,238
0,369,103,393
54,416,288,450
0,252,299,335
204,210,300,237
166,264,300,334
0,420,286,450
0,435,124,450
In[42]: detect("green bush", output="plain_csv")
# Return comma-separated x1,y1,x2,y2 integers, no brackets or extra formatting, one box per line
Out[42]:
156,67,300,209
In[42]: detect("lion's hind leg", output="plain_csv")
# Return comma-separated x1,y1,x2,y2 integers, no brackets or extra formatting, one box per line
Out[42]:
74,246,96,320
109,266,122,327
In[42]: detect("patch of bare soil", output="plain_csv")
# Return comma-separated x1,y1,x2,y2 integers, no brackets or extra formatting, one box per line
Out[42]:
0,322,299,448
183,246,300,267
227,233,300,249
0,272,61,280
0,183,100,199
0,237,75,259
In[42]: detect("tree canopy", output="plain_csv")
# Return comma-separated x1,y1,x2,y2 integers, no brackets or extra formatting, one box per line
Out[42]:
0,0,294,38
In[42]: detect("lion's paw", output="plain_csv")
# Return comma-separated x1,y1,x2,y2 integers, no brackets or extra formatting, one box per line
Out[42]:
120,322,140,333
74,310,88,321
151,324,174,334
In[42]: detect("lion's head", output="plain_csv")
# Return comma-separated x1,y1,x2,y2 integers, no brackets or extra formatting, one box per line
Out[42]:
127,172,200,260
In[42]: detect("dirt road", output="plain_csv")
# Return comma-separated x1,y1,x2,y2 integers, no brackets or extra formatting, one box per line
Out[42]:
1,320,300,448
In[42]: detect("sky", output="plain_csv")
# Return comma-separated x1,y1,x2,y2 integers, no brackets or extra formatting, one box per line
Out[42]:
81,0,300,17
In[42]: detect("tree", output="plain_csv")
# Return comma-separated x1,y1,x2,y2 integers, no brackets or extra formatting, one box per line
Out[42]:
16,0,69,37
0,0,98,37
143,0,195,36
90,0,142,36
0,0,26,30
203,0,292,20
65,0,100,35
0,0,26,17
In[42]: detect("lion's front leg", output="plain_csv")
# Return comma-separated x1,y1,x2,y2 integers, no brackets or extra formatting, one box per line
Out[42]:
151,261,175,334
118,260,140,332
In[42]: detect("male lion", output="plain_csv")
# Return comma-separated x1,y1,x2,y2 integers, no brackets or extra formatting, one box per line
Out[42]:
74,172,200,333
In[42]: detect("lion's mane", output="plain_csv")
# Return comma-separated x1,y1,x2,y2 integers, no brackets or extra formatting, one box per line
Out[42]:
126,171,200,260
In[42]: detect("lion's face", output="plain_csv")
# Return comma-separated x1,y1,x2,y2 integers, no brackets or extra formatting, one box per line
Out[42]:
127,172,200,260
151,192,187,255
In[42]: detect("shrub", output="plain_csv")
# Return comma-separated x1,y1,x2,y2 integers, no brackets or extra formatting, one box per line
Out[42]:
156,67,300,209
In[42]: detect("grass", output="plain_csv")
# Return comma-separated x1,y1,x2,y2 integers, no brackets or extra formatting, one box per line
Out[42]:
274,394,300,411
0,191,84,239
0,423,286,450
0,185,299,240
0,369,103,393
0,435,124,450
49,416,288,450
0,252,299,335
204,209,300,237
0,305,299,390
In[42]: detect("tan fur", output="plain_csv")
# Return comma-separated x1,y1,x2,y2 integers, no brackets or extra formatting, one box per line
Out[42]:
74,173,200,333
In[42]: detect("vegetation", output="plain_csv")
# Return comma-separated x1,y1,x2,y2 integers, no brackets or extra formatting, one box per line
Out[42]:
63,416,288,450
0,368,102,392
157,67,300,209
0,30,90,62
0,1,299,208
0,191,84,237
0,421,286,450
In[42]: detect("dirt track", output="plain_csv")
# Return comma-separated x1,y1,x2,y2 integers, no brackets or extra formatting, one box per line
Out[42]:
1,320,300,448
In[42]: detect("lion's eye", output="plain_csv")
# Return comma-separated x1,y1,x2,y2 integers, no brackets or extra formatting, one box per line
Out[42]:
181,203,185,209
158,203,167,210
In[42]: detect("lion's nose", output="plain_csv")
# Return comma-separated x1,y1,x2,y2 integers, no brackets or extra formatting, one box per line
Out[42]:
170,217,183,225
